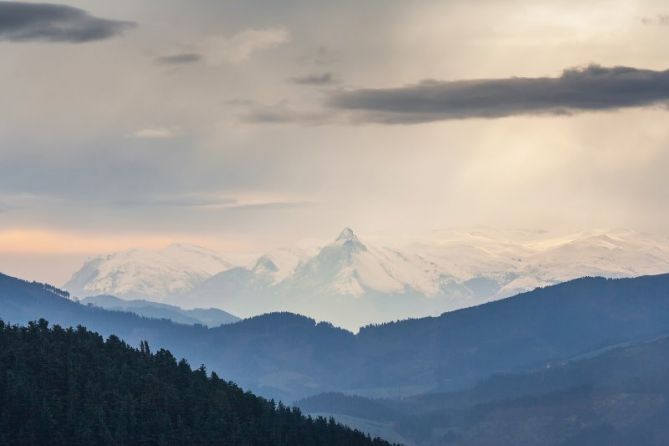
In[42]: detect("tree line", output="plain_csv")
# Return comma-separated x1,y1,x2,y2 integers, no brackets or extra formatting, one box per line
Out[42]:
0,319,394,446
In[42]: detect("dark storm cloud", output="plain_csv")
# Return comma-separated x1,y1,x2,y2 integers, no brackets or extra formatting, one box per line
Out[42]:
239,104,333,125
290,72,336,85
156,52,202,65
328,65,669,124
241,108,297,124
0,1,135,43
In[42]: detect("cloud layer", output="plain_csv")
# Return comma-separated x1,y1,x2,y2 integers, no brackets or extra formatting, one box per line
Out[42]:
132,127,182,139
156,53,202,65
4,0,669,286
0,1,135,43
290,73,336,85
329,65,669,123
203,27,289,65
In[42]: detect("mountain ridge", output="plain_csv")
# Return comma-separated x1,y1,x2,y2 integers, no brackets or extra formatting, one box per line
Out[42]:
297,333,669,445
7,271,669,402
0,318,393,446
80,294,240,327
64,243,232,299
63,228,669,329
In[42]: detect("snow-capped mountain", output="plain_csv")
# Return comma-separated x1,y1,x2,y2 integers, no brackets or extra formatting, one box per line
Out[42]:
177,228,528,327
285,228,440,297
64,244,232,300
410,228,669,299
180,228,669,329
64,228,669,330
250,247,311,285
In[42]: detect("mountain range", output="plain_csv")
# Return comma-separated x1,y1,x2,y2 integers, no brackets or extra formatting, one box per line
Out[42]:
63,228,669,330
64,243,232,300
297,334,669,445
80,294,240,327
5,270,669,444
5,271,669,403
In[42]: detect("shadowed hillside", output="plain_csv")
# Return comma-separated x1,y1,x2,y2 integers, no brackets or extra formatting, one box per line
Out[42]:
298,335,669,445
0,319,393,446
3,272,669,402
81,294,239,327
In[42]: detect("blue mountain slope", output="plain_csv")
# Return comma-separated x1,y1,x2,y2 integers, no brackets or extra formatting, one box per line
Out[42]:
81,294,239,327
3,272,669,402
298,334,669,445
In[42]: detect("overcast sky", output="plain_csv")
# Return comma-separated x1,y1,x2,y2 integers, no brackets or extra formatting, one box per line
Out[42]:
2,0,669,284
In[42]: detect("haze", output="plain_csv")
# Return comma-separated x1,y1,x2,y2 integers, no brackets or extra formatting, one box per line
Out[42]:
2,0,669,284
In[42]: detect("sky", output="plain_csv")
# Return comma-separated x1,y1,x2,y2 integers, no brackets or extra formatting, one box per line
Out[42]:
1,0,669,284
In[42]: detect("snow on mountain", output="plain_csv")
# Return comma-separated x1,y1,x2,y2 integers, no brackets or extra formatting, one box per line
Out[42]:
177,229,529,326
64,244,232,300
409,229,533,282
64,228,669,330
409,228,669,298
250,247,311,284
520,230,669,284
174,247,310,314
286,228,438,297
179,228,447,324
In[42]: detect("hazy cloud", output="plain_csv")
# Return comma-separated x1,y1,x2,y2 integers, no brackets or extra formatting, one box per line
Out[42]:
328,65,669,123
203,27,289,65
298,45,339,66
0,1,135,43
113,194,237,208
131,127,182,140
6,0,669,273
642,14,669,25
0,192,58,212
111,194,312,212
224,201,314,212
290,72,336,85
156,52,202,65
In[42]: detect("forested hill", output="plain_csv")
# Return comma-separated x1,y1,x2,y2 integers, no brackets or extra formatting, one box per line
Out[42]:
4,272,669,402
298,334,669,445
0,319,394,446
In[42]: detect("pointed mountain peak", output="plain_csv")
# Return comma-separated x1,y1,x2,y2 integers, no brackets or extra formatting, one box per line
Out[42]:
333,227,367,252
336,227,359,242
253,255,279,273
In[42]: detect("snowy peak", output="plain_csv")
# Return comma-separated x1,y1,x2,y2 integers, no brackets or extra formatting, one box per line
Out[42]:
333,227,367,252
336,227,358,243
249,248,309,284
253,256,279,274
64,244,232,300
64,228,669,330
286,228,417,297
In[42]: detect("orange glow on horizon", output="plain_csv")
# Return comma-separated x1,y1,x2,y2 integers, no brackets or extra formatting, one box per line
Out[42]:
0,229,250,255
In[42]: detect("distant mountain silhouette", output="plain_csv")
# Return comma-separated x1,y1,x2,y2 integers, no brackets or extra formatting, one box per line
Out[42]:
81,294,239,327
3,272,669,402
298,334,669,445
